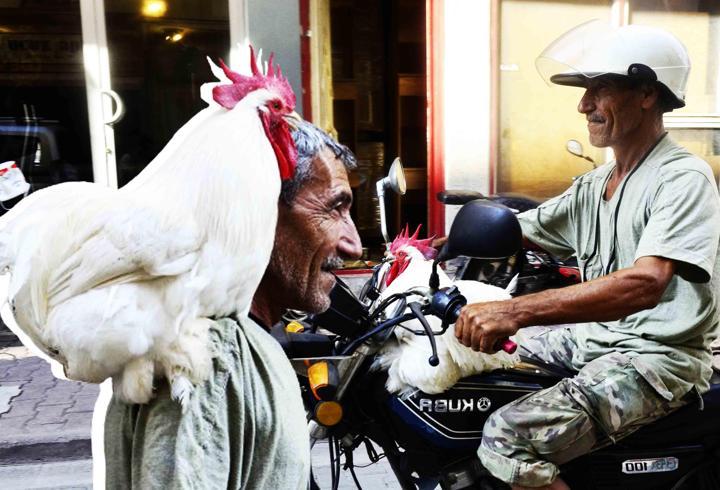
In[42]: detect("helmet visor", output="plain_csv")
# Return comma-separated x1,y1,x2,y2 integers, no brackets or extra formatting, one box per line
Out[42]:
535,19,690,91
535,20,629,86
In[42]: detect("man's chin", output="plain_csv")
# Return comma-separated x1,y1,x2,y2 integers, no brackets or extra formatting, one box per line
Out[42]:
303,274,336,314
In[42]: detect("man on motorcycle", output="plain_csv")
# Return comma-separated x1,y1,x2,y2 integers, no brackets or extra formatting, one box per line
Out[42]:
103,121,362,489
455,21,720,490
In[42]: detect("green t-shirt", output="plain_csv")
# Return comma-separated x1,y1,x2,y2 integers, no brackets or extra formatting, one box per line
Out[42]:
518,135,720,399
104,317,311,489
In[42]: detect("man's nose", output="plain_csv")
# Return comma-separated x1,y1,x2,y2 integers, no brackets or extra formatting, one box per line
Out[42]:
578,89,594,114
338,216,363,260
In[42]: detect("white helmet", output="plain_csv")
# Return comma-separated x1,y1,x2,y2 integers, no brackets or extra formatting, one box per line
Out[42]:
535,20,690,110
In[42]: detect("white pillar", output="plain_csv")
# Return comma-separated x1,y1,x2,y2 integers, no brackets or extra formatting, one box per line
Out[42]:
442,0,493,233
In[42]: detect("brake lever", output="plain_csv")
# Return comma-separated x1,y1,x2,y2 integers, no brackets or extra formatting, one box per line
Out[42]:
408,302,440,366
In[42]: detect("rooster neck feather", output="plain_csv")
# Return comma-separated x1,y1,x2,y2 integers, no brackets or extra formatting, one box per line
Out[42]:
120,89,281,253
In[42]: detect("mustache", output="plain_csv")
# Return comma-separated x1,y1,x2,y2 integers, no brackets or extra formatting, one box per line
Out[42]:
321,256,344,271
587,115,605,123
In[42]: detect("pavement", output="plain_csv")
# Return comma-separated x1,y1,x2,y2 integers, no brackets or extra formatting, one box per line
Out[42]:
0,347,98,465
0,343,398,489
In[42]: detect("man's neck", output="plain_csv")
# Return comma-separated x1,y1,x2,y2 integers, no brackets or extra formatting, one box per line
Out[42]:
250,289,283,329
611,122,665,177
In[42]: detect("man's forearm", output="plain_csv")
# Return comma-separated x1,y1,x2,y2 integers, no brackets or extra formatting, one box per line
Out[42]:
455,256,675,352
510,263,671,328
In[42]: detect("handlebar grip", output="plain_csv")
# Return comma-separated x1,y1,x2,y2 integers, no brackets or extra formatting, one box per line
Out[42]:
499,339,517,354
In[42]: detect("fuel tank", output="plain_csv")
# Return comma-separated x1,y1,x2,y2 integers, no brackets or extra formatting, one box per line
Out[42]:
383,361,567,451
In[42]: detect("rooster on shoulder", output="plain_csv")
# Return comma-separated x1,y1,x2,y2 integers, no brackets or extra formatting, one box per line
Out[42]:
0,46,300,407
374,226,520,397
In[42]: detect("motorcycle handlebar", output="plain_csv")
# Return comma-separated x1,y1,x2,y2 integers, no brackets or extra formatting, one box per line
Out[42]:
434,288,518,355
340,288,518,358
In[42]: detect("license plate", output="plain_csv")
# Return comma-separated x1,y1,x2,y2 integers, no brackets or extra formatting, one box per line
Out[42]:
622,457,678,474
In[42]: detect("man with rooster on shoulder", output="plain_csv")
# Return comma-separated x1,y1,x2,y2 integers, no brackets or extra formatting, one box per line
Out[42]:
0,42,361,488
455,21,720,490
103,118,362,489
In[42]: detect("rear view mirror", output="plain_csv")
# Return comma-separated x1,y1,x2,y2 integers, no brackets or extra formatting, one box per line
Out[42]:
566,139,584,157
377,157,407,245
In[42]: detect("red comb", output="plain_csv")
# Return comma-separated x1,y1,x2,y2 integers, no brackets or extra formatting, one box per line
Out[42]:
211,45,296,111
389,225,437,260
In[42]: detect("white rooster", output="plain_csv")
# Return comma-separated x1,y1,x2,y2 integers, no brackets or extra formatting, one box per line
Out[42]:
0,46,301,407
374,226,519,397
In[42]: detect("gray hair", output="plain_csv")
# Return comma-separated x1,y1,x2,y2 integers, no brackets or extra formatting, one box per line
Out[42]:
281,121,356,205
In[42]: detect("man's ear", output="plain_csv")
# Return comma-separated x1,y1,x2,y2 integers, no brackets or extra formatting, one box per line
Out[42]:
640,83,660,111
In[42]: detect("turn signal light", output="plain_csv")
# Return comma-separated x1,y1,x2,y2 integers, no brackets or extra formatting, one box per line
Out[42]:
285,321,306,333
314,400,343,427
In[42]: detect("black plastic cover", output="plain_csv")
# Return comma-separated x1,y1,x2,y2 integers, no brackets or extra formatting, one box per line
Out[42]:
308,276,369,337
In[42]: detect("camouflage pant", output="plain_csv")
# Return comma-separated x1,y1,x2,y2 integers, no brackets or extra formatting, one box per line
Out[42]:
478,327,689,487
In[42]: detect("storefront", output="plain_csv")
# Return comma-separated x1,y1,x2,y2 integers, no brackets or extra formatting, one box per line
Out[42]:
1,0,718,250
0,0,301,190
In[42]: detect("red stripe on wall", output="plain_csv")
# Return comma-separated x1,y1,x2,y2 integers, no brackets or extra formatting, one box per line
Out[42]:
427,0,445,237
299,0,312,121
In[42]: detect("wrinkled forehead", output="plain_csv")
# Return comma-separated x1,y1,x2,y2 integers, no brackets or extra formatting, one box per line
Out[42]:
310,147,351,187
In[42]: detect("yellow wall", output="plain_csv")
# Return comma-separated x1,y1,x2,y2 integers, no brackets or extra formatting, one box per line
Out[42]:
633,8,720,182
498,1,720,196
498,0,612,199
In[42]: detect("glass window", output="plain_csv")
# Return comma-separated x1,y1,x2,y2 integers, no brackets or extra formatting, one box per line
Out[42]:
631,0,720,115
498,0,613,199
105,0,230,186
667,127,720,184
0,1,92,213
632,1,720,182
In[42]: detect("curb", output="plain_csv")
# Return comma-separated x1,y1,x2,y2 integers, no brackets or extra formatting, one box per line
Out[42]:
0,438,92,465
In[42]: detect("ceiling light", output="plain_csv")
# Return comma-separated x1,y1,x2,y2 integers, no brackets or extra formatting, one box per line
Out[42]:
142,0,167,18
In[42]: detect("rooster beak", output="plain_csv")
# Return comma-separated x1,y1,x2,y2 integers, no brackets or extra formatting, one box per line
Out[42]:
284,111,302,130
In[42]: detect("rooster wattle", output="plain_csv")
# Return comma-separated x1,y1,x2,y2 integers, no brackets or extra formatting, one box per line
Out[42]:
0,46,300,407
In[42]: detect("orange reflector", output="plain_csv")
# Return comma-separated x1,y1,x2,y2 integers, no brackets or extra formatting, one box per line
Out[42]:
315,401,343,426
285,321,305,333
308,362,329,400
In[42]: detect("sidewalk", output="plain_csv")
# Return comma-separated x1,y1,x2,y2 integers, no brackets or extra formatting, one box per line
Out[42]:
0,347,98,464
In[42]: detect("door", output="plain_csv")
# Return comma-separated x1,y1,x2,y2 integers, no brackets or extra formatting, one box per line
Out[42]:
96,0,232,187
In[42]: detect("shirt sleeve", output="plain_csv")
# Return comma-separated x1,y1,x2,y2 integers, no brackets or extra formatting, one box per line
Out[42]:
635,169,720,283
518,184,577,259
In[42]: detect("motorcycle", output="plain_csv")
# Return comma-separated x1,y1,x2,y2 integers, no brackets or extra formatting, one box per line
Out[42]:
277,196,720,490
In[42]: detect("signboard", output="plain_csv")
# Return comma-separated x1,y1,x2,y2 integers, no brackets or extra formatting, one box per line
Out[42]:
0,34,82,64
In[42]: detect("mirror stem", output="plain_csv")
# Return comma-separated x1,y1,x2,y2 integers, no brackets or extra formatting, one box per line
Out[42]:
429,259,440,291
376,180,390,249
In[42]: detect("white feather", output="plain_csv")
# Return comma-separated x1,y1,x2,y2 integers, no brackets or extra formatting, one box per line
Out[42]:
375,246,520,396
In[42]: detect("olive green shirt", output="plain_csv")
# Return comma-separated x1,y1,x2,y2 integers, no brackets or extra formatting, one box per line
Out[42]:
519,135,720,399
104,317,310,489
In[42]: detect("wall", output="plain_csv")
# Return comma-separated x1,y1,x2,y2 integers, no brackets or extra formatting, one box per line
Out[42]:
442,0,493,233
247,0,303,115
